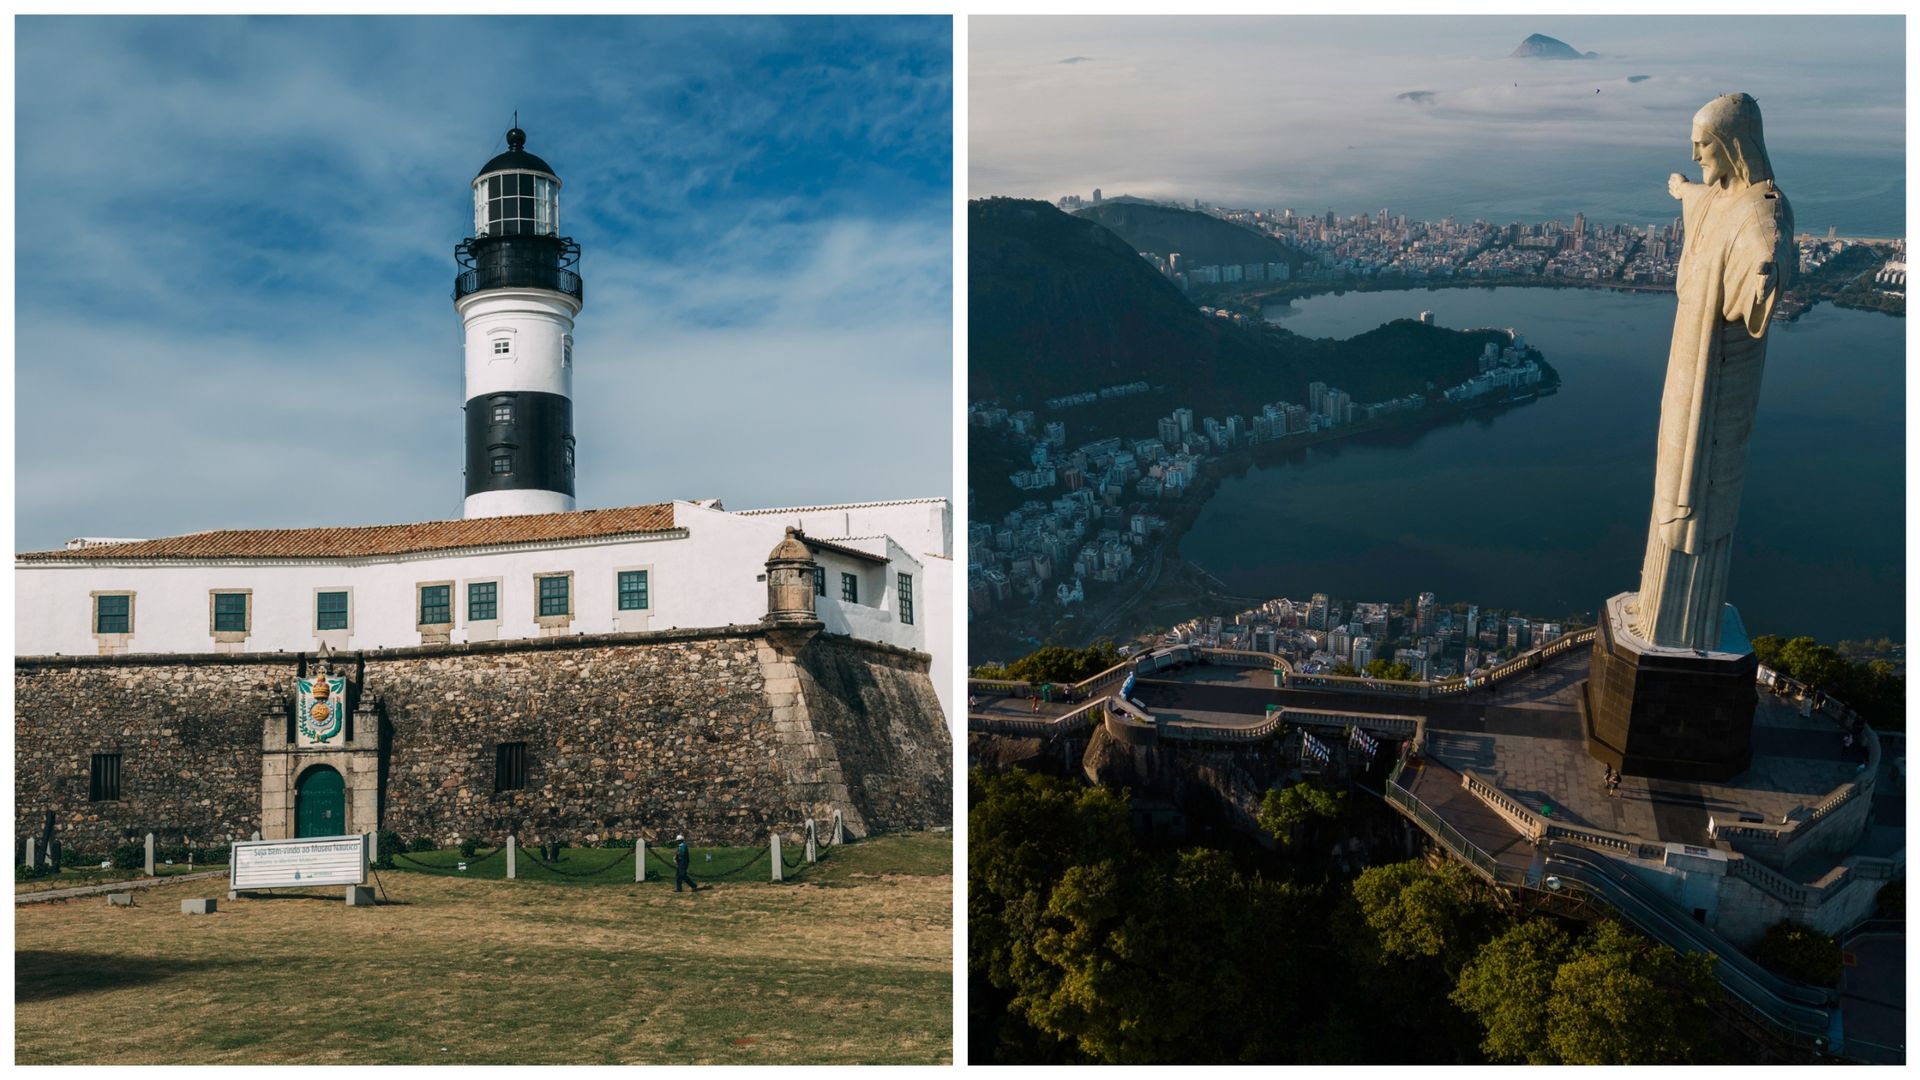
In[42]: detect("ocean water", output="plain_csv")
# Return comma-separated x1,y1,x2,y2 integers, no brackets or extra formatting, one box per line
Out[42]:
1176,287,1905,642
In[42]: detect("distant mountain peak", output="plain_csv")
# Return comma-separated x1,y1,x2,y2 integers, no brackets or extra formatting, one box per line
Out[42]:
1511,33,1596,60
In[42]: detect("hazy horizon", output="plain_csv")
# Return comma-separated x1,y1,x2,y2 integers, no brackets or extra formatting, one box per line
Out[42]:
972,15,1904,235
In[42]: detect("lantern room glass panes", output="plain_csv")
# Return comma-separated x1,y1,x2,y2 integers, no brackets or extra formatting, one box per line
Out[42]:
475,172,559,237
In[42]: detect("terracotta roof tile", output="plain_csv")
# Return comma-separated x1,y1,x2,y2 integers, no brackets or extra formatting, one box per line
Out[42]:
19,503,679,562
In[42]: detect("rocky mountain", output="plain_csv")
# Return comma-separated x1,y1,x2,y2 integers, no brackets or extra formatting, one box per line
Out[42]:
1510,33,1596,60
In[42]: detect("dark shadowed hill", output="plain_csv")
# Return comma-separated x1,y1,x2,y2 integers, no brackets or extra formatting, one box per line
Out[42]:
1076,200,1306,270
969,198,1515,417
969,197,1305,412
969,198,1548,517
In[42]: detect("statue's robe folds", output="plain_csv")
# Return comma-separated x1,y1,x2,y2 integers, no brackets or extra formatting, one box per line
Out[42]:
1633,179,1794,650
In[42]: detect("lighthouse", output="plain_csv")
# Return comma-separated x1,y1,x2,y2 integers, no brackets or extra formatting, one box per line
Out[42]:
455,124,582,518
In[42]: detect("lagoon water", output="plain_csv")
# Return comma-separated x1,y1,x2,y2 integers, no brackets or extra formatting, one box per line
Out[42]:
1178,287,1904,643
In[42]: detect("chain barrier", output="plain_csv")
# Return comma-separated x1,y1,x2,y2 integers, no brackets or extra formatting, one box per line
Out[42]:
689,844,773,882
392,843,506,872
521,846,637,878
383,824,846,884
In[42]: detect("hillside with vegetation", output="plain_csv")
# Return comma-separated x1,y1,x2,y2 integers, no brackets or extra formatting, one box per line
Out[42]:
1075,200,1308,271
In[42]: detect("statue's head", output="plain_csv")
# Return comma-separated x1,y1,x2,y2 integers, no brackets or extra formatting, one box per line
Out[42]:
1690,93,1774,189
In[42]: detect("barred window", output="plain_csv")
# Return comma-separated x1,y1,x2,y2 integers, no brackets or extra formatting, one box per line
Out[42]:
468,581,498,621
538,575,570,617
618,570,649,611
495,742,528,792
814,567,825,597
95,594,131,634
419,584,452,626
316,591,349,631
898,573,914,626
213,592,248,633
841,573,858,603
90,753,122,801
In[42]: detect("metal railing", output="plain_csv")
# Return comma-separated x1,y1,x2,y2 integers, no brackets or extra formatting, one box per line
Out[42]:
1385,779,1509,884
454,264,583,303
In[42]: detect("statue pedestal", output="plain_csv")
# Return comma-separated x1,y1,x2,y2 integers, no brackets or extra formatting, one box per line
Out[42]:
1581,592,1756,782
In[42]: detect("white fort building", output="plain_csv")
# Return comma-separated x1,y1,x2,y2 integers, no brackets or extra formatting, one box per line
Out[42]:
17,125,953,722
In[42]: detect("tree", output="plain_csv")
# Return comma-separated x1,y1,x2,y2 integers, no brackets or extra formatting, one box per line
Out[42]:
967,768,1133,996
1364,658,1416,681
1452,917,1579,1063
1258,780,1349,846
1753,920,1840,987
1544,920,1718,1064
1351,859,1492,970
975,641,1124,685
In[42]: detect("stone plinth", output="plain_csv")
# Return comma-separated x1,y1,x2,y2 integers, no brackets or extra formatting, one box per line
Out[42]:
1583,593,1755,781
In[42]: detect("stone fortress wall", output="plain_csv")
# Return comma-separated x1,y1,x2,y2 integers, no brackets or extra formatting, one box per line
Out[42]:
17,626,951,852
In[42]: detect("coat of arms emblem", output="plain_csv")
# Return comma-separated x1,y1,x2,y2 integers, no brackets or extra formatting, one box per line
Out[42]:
296,674,347,743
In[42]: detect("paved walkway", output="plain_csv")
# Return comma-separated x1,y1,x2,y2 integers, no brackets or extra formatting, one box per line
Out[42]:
1404,757,1537,882
16,869,226,905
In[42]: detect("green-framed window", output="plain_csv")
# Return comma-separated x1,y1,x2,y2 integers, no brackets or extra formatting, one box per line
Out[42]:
814,567,826,596
538,575,570,617
898,573,914,626
213,592,248,633
419,584,452,626
468,581,498,621
95,594,130,634
316,591,349,631
618,570,649,611
840,573,858,604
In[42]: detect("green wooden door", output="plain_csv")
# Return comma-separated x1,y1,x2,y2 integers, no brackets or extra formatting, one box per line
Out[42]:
295,766,345,838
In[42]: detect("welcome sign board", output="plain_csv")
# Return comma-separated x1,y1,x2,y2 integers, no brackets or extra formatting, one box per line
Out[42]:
231,835,368,891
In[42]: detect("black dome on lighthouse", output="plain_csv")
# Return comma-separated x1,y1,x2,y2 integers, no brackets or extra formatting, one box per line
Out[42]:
476,126,556,179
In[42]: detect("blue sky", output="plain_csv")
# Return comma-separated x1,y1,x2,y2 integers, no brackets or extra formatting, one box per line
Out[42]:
973,15,1903,234
16,15,952,551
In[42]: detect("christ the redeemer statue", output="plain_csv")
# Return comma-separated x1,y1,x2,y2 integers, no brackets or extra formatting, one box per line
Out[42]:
1629,92,1794,652
1585,94,1792,781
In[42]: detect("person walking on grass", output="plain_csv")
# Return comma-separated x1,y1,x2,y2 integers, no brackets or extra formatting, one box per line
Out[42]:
674,833,700,893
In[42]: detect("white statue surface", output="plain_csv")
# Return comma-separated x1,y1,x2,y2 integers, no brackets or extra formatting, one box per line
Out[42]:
1629,93,1794,652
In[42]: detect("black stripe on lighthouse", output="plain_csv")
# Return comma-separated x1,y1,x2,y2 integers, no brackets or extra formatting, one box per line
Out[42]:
464,391,575,499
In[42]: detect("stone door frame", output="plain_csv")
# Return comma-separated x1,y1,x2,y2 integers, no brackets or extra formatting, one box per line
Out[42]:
261,706,380,840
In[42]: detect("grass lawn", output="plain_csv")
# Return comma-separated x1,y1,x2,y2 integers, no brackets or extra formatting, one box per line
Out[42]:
16,862,229,895
16,831,952,1064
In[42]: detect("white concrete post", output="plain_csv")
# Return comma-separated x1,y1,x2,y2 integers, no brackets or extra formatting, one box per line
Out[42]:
636,838,646,883
367,831,377,867
771,833,783,882
145,833,156,877
251,830,262,841
24,837,36,871
506,834,517,880
832,809,845,846
805,819,818,863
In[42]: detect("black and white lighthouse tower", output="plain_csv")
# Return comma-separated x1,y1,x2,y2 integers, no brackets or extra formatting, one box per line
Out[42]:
455,124,582,518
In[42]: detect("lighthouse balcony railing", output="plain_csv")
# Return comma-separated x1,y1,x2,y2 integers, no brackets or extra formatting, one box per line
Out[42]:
453,264,583,304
